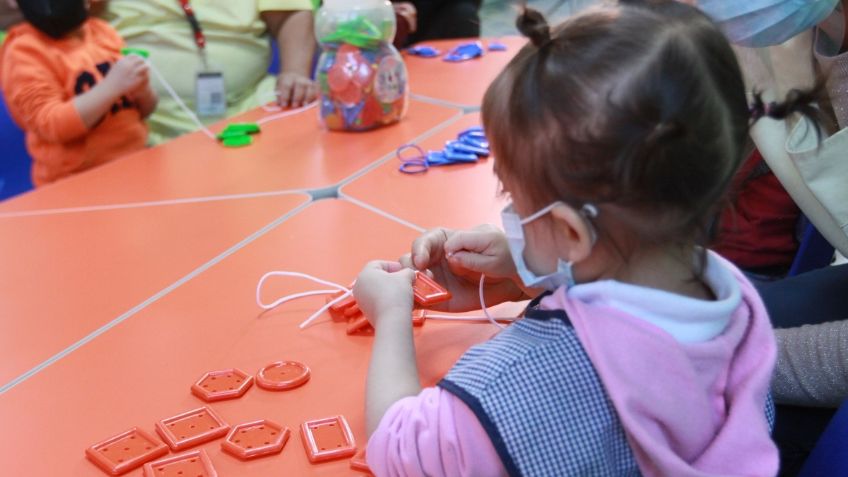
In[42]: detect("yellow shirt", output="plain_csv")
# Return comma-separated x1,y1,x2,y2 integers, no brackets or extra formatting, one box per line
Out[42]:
101,0,311,144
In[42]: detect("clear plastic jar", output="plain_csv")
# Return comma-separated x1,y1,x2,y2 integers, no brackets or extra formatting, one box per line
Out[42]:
315,0,409,131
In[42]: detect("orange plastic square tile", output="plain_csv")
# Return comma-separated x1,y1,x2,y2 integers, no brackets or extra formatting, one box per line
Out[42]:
85,427,169,476
300,415,357,463
221,419,291,460
413,271,452,307
191,368,253,402
350,448,373,475
256,361,311,391
142,449,217,477
155,406,230,451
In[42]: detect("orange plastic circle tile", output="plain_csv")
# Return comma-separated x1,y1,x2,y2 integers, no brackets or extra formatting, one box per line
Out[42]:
221,419,291,460
300,415,357,464
413,271,452,307
256,361,311,391
142,449,217,477
191,368,253,402
350,448,373,475
155,406,230,451
85,427,169,476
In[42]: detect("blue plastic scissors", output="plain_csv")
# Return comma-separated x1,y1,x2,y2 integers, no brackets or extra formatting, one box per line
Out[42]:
397,144,429,174
443,41,484,62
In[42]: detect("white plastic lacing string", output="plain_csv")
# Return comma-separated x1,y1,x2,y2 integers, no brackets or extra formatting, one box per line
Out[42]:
145,59,317,140
256,270,513,329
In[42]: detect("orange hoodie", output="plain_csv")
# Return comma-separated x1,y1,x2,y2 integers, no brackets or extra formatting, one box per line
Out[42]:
0,18,147,186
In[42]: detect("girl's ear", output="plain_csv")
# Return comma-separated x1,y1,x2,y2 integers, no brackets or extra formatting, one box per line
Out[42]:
549,203,594,263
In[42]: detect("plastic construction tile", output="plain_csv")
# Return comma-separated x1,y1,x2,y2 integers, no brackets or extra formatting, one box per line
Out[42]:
0,201,503,476
143,449,217,477
350,448,373,475
340,113,507,231
413,271,452,307
191,368,254,402
85,427,168,476
0,193,308,387
300,415,357,464
405,36,525,108
221,419,291,460
256,361,311,391
155,406,230,451
0,99,460,213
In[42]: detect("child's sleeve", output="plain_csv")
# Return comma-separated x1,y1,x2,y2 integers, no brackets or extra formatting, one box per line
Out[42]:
1,39,88,143
367,386,507,477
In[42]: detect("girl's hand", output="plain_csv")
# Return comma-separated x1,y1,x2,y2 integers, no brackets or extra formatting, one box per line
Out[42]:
353,261,416,326
399,224,526,312
103,55,149,97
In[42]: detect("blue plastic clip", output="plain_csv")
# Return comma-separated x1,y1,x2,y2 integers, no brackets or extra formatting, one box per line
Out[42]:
443,41,484,62
488,41,507,52
407,45,441,58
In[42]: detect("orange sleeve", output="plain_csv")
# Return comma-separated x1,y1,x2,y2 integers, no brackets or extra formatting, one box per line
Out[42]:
0,37,88,143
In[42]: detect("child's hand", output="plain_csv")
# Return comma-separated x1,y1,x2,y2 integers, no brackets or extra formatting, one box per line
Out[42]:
399,224,526,312
353,261,416,326
103,56,149,97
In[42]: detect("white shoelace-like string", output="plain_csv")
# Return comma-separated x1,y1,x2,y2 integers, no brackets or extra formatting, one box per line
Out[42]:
145,59,317,140
256,270,512,329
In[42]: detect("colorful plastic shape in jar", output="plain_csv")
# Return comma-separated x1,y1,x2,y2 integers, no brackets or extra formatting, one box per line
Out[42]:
315,0,409,132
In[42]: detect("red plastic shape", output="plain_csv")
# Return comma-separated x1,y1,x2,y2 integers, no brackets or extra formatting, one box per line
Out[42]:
300,415,357,463
191,368,253,402
142,449,217,477
346,314,371,335
85,427,169,476
412,309,427,326
155,406,230,451
350,448,373,475
413,271,452,307
256,361,311,391
221,419,291,460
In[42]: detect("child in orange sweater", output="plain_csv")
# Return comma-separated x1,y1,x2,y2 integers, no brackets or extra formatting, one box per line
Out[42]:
0,0,156,186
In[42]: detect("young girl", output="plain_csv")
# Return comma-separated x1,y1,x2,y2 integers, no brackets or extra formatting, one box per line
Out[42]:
353,1,812,475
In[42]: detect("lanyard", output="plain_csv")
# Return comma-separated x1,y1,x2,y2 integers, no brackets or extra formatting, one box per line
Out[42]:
177,0,210,67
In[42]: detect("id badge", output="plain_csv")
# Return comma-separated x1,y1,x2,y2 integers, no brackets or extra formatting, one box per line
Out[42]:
195,71,226,118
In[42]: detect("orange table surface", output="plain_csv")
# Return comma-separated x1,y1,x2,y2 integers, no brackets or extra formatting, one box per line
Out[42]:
341,113,507,231
0,99,461,214
0,200,500,476
405,36,526,108
0,193,308,388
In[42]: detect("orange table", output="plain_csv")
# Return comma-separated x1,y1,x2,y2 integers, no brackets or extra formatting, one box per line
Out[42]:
340,113,507,231
0,193,308,387
0,201,500,476
404,36,526,109
0,99,461,214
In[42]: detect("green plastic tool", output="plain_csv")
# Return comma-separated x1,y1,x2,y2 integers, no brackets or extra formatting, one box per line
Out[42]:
121,47,150,59
320,17,382,49
222,134,253,148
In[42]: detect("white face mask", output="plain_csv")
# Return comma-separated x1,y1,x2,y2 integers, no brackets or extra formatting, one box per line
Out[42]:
501,202,597,291
698,0,839,47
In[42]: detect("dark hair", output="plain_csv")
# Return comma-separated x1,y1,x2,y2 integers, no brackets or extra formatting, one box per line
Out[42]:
483,0,822,260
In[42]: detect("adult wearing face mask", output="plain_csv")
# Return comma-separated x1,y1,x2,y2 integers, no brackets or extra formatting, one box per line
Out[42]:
694,1,848,475
99,0,317,144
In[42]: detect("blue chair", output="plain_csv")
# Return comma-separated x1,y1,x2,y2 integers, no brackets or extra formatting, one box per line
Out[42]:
0,92,33,200
787,217,835,277
798,399,848,477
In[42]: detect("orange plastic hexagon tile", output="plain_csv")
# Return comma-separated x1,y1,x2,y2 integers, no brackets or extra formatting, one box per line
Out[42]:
143,449,217,477
221,419,291,460
191,368,253,402
85,427,169,476
300,415,357,464
256,361,311,391
155,406,230,451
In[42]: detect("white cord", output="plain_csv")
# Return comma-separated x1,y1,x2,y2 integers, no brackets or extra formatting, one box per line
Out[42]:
146,60,217,140
299,290,352,329
256,101,318,125
425,314,518,323
480,274,506,329
256,271,349,308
